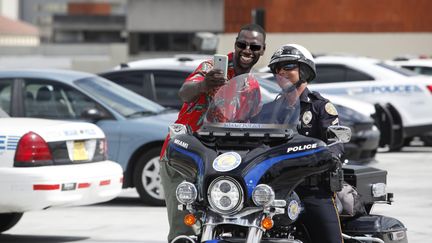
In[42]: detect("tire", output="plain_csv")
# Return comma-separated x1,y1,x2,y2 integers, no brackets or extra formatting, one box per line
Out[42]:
0,213,23,233
133,147,165,206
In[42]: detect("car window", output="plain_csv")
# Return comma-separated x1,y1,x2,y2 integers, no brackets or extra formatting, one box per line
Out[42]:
0,79,12,114
403,66,432,75
314,64,373,83
376,63,418,77
75,76,165,117
345,68,373,81
152,71,189,106
23,79,104,119
103,71,146,95
314,65,346,83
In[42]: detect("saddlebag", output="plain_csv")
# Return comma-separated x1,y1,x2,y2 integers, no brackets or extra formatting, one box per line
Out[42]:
342,215,408,243
343,164,387,205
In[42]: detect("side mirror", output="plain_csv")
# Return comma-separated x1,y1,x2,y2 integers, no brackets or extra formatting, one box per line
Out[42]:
81,108,110,121
327,125,351,143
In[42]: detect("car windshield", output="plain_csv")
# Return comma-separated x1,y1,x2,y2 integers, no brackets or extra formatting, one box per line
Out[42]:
376,63,419,77
0,107,9,118
201,73,300,132
74,76,165,117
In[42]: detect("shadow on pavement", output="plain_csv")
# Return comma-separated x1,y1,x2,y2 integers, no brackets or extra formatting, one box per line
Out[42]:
90,196,165,208
0,234,88,243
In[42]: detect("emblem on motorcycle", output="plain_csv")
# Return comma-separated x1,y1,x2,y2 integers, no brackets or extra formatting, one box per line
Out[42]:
302,111,312,125
174,139,189,149
213,152,242,172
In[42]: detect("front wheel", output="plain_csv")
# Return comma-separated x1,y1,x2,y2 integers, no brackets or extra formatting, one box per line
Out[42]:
0,213,23,233
133,148,165,206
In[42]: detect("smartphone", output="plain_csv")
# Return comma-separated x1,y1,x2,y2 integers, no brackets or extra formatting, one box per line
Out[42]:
213,54,228,79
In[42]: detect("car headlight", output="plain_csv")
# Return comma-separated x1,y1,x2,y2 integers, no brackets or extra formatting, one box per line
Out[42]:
176,181,197,204
207,177,243,215
252,184,275,207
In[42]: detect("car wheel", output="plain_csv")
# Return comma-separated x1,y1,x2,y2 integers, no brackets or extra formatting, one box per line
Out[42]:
421,136,432,146
133,148,165,206
0,213,23,233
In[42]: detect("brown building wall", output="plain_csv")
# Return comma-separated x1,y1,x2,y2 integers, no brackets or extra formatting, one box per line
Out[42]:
225,0,432,32
68,3,111,15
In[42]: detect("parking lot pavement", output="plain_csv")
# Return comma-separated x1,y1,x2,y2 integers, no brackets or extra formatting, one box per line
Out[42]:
372,146,432,243
1,147,431,242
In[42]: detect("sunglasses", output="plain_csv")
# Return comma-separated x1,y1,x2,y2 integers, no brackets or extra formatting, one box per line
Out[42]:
235,41,263,51
277,63,298,71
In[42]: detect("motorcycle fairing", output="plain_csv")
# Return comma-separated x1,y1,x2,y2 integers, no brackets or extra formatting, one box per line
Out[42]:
167,132,333,204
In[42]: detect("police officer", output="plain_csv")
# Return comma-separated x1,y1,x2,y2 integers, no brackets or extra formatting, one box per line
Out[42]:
267,44,344,243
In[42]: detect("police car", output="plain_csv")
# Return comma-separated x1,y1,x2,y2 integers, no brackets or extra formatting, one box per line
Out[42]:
0,108,123,233
311,55,432,149
261,55,432,149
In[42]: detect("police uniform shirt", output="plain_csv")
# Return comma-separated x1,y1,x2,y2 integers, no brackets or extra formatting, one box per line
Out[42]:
298,88,343,157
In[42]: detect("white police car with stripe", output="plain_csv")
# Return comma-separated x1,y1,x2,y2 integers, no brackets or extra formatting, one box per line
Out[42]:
0,109,123,233
308,55,432,149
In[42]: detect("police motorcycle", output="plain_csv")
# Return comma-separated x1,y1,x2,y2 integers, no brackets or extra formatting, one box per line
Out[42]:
165,73,408,243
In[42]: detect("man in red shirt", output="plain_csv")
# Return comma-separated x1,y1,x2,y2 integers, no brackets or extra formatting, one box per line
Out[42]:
160,23,266,242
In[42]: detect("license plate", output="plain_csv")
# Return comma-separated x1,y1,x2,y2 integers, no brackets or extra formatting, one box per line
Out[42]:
73,141,88,161
62,183,76,191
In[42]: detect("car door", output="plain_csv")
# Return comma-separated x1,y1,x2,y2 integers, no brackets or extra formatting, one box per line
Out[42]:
9,78,123,162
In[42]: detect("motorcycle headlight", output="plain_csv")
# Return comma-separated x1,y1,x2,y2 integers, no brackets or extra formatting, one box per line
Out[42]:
207,177,243,215
176,181,197,204
252,184,275,207
287,199,301,221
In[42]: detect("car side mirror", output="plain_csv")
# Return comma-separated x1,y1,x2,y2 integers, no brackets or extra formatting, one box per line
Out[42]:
327,125,351,143
81,108,110,121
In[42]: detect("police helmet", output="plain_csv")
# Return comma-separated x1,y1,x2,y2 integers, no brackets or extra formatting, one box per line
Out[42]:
268,44,316,82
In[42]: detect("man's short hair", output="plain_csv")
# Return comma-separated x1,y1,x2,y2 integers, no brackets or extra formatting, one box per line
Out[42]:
237,23,266,41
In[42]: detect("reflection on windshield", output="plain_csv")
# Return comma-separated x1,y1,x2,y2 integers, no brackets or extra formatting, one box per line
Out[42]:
203,73,300,130
75,76,165,117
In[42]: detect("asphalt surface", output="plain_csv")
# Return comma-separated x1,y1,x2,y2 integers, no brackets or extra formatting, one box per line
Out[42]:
1,146,431,243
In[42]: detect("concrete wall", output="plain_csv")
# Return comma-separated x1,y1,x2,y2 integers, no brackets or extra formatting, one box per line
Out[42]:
127,0,223,32
218,33,432,69
0,43,127,73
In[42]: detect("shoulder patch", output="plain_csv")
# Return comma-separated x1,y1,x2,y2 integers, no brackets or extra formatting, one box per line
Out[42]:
325,102,338,116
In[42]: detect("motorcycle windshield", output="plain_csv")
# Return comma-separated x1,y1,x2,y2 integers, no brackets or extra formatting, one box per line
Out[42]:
202,73,300,133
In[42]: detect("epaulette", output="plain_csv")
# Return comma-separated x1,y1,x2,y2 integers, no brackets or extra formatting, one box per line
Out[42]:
309,91,328,102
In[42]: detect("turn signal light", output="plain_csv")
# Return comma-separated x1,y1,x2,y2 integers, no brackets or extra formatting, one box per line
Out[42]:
427,85,432,94
183,213,196,226
261,217,274,230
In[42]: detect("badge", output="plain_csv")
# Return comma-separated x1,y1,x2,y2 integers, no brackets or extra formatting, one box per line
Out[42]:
302,111,312,125
213,152,242,172
325,102,338,116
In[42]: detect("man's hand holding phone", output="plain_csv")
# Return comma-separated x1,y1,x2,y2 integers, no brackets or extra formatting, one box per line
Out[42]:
200,69,227,93
199,54,228,93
